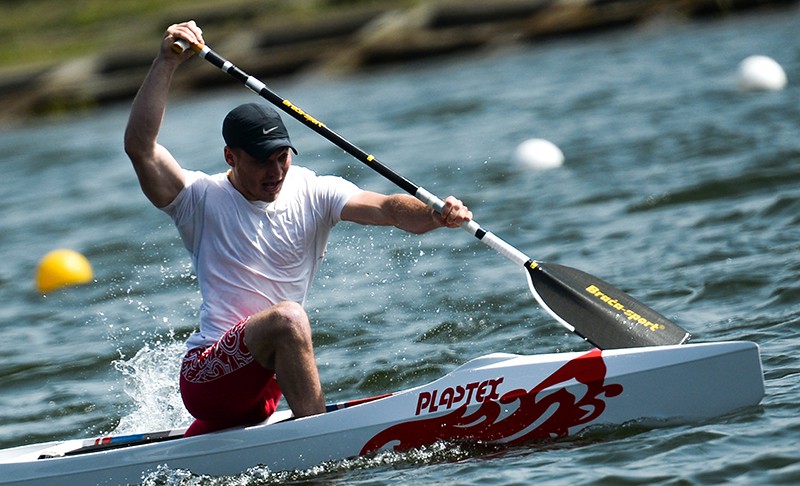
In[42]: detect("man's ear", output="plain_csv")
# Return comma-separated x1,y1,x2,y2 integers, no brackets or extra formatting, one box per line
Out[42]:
224,146,237,168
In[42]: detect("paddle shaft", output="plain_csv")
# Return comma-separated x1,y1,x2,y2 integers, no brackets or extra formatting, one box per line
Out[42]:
52,393,393,458
174,40,531,268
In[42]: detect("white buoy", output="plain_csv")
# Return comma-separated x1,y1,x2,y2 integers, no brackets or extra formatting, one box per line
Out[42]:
737,55,787,92
513,138,565,171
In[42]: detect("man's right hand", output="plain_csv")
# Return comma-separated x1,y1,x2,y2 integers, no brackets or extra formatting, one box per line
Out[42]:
162,20,205,61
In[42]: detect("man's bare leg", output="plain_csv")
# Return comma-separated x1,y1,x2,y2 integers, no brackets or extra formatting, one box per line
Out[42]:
243,301,325,417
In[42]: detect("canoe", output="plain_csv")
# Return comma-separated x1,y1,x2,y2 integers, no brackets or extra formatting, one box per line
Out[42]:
0,341,764,485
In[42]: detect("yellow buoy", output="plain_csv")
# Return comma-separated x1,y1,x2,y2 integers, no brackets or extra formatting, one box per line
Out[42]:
35,249,94,294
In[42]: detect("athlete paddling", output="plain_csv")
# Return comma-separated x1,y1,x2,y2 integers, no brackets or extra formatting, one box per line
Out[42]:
123,20,472,436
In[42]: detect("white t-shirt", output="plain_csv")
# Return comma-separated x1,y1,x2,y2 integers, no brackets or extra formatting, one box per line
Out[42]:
162,166,362,350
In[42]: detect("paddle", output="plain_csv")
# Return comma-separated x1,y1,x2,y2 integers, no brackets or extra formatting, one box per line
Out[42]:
43,392,394,459
172,39,691,349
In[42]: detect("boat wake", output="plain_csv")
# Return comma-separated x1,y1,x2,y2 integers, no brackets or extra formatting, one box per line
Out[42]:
139,440,477,485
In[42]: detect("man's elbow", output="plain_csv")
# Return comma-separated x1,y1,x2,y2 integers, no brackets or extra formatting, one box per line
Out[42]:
123,131,140,161
123,131,154,167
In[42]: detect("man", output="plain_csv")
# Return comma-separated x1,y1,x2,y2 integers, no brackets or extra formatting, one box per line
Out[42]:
124,21,472,437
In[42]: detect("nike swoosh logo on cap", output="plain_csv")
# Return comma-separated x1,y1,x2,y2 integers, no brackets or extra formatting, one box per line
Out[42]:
262,126,279,135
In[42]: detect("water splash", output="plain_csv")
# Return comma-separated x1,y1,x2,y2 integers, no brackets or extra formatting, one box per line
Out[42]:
112,337,193,435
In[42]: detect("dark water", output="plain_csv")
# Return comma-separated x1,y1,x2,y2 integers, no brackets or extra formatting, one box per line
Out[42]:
1,7,799,485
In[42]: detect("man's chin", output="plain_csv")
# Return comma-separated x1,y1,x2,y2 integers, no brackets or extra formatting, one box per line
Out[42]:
258,191,280,203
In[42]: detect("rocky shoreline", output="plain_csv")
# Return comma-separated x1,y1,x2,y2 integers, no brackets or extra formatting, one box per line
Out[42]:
0,0,795,126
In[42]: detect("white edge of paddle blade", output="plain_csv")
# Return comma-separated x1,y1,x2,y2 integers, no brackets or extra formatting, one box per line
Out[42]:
524,266,578,334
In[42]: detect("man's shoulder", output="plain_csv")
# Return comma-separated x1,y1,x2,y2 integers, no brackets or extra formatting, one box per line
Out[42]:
286,165,330,192
180,169,228,189
167,170,231,209
287,165,317,180
288,165,356,188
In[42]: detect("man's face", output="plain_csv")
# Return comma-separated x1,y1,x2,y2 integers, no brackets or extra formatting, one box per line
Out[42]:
225,146,292,202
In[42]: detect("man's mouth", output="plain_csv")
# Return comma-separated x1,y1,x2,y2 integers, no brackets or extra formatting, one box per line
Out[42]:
263,180,282,192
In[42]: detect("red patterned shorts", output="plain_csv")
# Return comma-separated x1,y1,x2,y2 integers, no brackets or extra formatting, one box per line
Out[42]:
180,319,282,437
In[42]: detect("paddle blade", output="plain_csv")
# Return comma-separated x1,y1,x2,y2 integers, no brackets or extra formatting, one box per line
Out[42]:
526,262,691,349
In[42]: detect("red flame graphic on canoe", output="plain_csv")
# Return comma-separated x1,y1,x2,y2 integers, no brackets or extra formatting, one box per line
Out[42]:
360,349,623,454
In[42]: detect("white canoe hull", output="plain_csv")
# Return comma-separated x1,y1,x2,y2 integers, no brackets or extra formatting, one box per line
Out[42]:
0,341,764,485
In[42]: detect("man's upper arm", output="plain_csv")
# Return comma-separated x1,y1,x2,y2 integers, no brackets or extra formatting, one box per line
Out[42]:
128,143,186,208
340,191,392,226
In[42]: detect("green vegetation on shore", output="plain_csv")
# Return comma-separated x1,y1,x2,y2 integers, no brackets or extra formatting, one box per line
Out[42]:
0,0,402,70
1,0,794,124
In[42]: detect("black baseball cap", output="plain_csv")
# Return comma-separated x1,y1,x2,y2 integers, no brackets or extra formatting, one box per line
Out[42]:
222,103,297,160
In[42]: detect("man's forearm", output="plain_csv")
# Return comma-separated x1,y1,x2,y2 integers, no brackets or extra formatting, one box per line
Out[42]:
342,191,470,234
386,194,443,235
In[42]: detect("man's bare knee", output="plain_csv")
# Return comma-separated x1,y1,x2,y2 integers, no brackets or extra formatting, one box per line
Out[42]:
272,301,309,325
266,301,311,341
244,302,312,367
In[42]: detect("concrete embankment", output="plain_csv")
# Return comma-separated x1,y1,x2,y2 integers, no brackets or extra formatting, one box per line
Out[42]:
0,0,795,125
